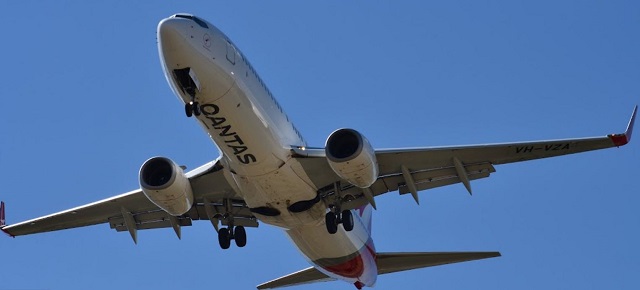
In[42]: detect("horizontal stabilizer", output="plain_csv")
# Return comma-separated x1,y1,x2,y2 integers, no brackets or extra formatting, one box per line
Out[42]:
377,251,501,275
257,251,500,289
257,267,334,289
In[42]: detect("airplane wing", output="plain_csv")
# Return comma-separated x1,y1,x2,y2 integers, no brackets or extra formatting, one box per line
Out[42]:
0,157,256,243
294,106,636,208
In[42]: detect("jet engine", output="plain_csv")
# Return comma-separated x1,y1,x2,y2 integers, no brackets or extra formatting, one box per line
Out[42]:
139,157,194,216
325,129,379,188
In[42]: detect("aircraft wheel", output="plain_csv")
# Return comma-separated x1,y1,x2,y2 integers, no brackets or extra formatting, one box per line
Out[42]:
218,227,231,249
185,103,193,117
234,226,247,248
193,102,201,116
341,210,354,232
325,212,338,234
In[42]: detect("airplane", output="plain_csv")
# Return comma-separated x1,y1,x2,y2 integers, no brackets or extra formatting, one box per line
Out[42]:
0,13,636,289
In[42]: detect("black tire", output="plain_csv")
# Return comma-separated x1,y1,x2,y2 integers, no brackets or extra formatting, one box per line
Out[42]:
325,212,338,234
342,210,354,232
218,228,231,249
234,226,247,248
193,102,201,116
185,103,193,117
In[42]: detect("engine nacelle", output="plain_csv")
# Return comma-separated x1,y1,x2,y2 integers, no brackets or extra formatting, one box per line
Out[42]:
325,128,379,188
139,157,194,216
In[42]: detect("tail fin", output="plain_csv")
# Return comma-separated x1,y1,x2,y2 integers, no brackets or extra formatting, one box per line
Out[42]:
0,201,5,227
356,205,373,234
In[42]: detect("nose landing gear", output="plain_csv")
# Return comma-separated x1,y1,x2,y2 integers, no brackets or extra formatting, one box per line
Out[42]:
185,100,200,117
173,67,201,118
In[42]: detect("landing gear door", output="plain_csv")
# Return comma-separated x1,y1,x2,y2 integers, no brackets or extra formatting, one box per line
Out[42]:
226,41,236,65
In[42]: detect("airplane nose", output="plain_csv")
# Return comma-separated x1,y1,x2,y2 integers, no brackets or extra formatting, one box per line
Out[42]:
157,18,187,46
157,15,235,105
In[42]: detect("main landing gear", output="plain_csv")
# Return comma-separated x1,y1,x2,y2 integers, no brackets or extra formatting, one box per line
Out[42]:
325,182,355,234
218,225,247,249
325,209,354,234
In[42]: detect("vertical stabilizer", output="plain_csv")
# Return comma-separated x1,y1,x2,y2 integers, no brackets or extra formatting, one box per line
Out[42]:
357,205,373,234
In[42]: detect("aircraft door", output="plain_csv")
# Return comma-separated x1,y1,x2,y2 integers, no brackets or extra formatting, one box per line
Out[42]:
226,41,236,65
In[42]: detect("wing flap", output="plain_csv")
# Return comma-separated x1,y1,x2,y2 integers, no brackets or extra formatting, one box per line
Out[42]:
109,199,258,233
400,172,491,195
391,163,495,195
109,209,193,232
377,251,501,275
316,163,495,210
257,267,334,289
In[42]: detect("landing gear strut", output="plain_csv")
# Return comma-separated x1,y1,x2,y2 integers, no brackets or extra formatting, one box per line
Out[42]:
185,97,200,117
173,68,201,118
325,182,355,234
217,225,247,249
214,199,248,249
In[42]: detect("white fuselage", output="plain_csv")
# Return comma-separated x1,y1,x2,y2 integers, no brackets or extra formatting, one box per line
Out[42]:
157,15,377,287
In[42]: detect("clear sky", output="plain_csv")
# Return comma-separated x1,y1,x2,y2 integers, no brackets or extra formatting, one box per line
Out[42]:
0,1,638,289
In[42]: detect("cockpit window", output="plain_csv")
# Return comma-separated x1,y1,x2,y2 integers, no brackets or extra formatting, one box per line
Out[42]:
173,14,208,29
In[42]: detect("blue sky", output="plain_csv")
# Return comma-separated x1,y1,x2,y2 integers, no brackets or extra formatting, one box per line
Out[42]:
0,1,638,289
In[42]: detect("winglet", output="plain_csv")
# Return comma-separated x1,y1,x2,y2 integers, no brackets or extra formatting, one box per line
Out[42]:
0,201,15,238
609,105,637,147
0,201,5,227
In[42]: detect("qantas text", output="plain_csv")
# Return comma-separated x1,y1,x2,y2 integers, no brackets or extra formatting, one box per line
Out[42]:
200,104,257,164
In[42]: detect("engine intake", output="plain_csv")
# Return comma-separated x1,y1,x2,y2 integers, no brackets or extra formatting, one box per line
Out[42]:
325,129,379,188
139,157,194,216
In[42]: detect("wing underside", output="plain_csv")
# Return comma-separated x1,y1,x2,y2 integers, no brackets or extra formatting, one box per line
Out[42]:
294,106,636,209
0,158,257,242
